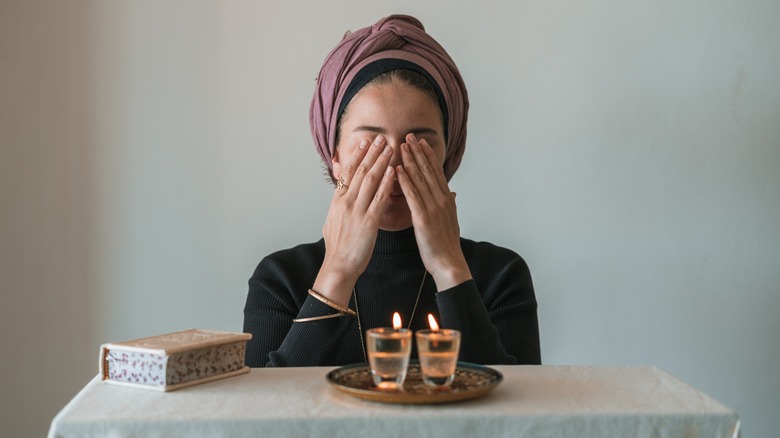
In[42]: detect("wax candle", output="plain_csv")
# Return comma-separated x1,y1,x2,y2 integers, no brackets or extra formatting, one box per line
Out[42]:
416,314,461,387
366,312,412,390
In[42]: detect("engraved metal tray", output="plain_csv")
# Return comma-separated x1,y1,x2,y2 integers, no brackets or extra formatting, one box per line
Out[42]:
326,361,503,404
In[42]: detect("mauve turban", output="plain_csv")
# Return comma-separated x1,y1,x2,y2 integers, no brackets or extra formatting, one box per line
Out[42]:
310,14,469,182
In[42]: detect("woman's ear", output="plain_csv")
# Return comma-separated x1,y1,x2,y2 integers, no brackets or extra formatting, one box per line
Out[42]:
331,149,342,180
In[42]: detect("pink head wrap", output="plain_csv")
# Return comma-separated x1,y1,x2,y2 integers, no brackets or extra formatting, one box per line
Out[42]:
310,14,469,182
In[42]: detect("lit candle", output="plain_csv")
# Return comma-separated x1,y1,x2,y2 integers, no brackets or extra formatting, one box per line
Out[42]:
393,312,402,330
427,314,442,348
416,314,461,387
427,313,439,331
366,311,412,390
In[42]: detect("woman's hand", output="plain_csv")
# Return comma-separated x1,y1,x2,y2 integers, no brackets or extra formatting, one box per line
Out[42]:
312,135,396,307
396,133,473,291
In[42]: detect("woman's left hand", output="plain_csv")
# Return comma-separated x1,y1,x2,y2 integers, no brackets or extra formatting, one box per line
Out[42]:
396,133,473,291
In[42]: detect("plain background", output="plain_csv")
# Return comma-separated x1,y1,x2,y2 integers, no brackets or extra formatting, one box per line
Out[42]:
1,1,778,436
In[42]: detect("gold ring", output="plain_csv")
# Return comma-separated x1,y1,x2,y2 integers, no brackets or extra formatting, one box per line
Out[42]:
335,177,348,191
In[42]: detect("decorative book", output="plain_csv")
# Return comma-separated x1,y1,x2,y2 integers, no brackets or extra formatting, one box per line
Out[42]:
99,328,252,391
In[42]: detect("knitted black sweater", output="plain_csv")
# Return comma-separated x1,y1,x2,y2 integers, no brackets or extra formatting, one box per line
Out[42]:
243,228,540,367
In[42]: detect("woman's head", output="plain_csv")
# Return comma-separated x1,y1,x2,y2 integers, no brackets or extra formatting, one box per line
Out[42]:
310,15,469,184
332,70,447,231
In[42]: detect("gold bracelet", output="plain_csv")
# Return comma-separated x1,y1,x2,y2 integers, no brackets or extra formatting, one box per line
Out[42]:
308,289,357,317
292,313,345,323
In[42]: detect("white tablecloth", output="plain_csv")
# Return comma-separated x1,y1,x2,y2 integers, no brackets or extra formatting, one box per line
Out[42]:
48,365,739,438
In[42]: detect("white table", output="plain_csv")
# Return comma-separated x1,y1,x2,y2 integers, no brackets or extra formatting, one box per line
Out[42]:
48,365,740,438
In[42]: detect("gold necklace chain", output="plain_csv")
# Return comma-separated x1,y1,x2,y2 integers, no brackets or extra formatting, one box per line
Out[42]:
355,271,427,363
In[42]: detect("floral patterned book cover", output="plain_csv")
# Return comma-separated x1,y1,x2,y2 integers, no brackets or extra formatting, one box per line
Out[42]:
99,328,252,392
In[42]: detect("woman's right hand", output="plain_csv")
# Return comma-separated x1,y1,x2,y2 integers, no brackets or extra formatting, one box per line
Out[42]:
312,135,396,307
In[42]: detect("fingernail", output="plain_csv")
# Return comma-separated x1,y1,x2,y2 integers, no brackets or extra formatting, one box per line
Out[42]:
408,133,417,143
385,166,393,176
383,145,392,155
373,135,384,146
359,140,369,149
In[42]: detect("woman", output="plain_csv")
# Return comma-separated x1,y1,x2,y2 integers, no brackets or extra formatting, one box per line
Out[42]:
243,15,540,367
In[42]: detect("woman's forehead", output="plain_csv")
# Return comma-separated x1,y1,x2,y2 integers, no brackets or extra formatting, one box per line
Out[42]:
344,83,444,130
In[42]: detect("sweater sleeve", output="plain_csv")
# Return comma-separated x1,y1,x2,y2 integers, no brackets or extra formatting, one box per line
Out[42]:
435,247,541,365
242,245,354,367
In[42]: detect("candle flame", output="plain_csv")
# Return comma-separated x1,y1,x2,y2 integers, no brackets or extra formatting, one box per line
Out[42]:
392,312,402,330
428,314,439,331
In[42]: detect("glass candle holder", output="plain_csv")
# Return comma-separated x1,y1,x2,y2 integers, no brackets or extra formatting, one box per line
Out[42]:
366,328,412,390
415,329,461,387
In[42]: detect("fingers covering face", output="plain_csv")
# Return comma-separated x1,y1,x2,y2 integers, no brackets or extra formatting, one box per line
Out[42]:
400,134,449,197
335,135,396,217
336,139,369,191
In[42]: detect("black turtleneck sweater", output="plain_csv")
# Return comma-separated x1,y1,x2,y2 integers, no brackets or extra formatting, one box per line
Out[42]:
243,228,540,367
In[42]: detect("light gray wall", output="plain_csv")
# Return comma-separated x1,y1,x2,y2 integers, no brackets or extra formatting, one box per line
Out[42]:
1,1,778,436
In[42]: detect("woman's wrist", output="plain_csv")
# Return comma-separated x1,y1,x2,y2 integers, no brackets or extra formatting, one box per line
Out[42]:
312,261,360,308
306,289,356,316
430,257,473,292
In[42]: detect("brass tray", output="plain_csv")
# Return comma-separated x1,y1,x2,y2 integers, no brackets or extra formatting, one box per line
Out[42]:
326,361,503,404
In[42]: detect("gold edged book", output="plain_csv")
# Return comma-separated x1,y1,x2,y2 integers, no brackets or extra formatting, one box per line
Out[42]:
99,328,252,391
